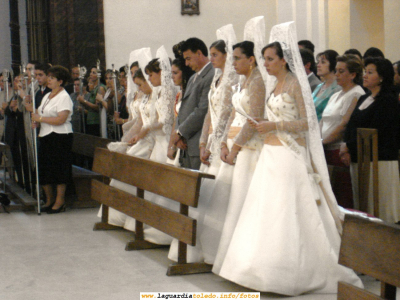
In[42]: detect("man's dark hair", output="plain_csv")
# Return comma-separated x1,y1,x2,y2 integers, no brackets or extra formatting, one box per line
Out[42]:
300,48,316,73
298,40,315,53
35,63,51,73
363,47,384,59
181,37,208,57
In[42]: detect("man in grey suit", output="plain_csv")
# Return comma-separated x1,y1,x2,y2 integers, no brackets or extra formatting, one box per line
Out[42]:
170,38,214,170
300,48,321,92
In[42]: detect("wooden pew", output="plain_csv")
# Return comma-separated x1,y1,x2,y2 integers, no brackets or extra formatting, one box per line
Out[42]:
357,128,379,217
338,214,400,299
71,133,112,208
91,147,215,275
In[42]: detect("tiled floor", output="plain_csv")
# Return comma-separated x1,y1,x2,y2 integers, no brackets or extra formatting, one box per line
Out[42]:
0,208,398,300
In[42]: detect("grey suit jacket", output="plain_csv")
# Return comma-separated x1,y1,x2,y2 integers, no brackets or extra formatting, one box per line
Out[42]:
308,73,321,92
177,63,214,157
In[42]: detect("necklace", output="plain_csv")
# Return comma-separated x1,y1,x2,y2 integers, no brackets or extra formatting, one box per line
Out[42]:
41,88,63,114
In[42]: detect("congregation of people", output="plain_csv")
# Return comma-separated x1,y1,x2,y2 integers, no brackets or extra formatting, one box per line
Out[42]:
1,16,400,295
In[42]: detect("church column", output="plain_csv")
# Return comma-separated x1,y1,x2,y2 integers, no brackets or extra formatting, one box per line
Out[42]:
383,0,400,62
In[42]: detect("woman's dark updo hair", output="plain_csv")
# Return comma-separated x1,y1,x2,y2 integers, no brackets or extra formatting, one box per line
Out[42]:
364,57,394,94
172,42,195,97
336,54,363,85
47,65,70,87
261,41,290,71
232,41,257,66
316,50,339,73
145,58,161,75
133,68,145,81
210,40,226,54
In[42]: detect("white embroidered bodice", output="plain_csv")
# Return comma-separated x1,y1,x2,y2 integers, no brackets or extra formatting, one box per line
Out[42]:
267,93,306,140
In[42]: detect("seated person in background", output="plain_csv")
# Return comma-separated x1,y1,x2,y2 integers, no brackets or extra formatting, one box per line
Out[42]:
340,57,400,223
300,48,321,92
320,54,365,208
313,49,341,120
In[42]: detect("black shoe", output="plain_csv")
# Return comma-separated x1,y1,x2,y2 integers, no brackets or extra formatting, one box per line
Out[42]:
47,205,66,214
40,204,54,213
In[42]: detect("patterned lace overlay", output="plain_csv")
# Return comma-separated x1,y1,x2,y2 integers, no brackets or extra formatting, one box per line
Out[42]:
199,24,237,156
267,22,343,233
222,67,265,149
153,45,176,137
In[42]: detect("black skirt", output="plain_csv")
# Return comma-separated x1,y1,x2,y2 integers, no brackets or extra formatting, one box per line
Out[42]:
38,132,73,185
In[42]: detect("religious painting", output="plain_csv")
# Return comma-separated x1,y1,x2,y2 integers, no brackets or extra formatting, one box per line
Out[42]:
181,0,200,15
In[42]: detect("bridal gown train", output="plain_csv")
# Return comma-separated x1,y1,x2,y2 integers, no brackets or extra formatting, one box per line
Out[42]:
218,92,363,295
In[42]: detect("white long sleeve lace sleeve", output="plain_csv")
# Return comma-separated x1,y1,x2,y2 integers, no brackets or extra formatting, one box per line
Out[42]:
276,75,308,133
233,69,266,148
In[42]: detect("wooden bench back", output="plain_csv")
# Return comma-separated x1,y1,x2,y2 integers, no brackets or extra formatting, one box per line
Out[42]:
338,215,400,299
357,128,379,217
92,147,214,207
72,133,112,158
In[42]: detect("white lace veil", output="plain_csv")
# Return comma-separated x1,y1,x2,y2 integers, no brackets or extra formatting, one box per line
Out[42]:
268,21,342,233
127,50,139,107
244,16,268,87
135,47,153,88
204,24,238,155
155,45,175,136
216,24,238,87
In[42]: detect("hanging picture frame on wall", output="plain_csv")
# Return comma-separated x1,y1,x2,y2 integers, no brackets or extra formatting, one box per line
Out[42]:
181,0,200,15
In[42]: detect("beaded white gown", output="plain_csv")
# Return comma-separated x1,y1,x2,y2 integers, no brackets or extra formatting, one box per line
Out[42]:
218,82,363,295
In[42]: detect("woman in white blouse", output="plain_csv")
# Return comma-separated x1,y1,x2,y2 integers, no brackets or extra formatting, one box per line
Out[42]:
31,66,73,214
320,54,364,208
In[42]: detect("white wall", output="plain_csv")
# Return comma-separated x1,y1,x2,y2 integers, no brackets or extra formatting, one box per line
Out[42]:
103,0,279,69
0,0,12,71
103,0,336,69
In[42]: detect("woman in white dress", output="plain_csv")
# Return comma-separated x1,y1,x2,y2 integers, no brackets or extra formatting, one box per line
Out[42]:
320,54,365,208
168,25,239,263
100,55,153,228
218,22,362,295
123,47,178,244
142,46,176,164
212,17,267,272
197,25,239,264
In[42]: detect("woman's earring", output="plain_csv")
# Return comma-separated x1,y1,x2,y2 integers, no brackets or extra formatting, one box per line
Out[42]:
250,65,253,71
